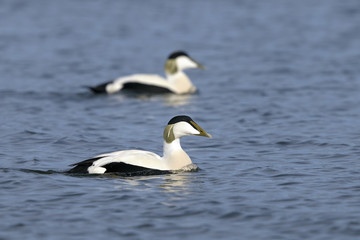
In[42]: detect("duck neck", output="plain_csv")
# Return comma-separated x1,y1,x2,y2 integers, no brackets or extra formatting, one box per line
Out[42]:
166,71,196,94
162,138,192,170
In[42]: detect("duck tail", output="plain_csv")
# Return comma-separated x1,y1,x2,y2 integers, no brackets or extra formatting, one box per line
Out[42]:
86,81,113,94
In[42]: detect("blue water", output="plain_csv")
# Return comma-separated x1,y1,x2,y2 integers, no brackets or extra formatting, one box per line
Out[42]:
1,0,360,239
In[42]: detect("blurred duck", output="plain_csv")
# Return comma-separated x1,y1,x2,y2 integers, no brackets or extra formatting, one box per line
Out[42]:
89,51,205,94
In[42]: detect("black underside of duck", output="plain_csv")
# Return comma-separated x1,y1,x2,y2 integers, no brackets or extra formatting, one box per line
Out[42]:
122,82,173,94
88,81,173,94
66,157,171,176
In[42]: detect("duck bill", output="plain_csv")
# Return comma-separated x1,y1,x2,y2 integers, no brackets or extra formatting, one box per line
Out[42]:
197,63,206,70
190,57,206,70
191,121,212,138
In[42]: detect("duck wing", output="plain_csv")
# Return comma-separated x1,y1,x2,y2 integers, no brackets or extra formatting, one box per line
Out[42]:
67,150,166,174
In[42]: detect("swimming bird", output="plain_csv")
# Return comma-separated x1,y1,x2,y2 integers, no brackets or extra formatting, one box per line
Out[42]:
67,115,212,174
88,51,205,94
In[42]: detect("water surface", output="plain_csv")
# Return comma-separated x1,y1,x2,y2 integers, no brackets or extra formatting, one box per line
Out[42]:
1,0,360,239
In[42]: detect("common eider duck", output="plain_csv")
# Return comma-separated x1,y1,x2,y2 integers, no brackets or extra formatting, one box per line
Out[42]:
89,51,205,94
67,115,212,174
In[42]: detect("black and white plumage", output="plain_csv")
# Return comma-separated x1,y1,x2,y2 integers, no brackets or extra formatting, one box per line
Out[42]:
89,51,205,94
67,115,212,174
